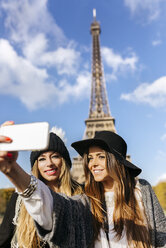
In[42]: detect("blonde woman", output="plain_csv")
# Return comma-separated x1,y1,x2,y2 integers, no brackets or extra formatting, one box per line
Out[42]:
0,131,82,248
0,129,165,247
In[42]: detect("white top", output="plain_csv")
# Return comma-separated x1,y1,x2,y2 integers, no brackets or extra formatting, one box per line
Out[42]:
94,183,145,248
23,179,53,230
94,191,129,248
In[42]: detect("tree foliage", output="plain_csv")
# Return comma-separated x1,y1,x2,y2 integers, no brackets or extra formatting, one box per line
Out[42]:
0,182,165,218
153,182,166,211
0,188,15,215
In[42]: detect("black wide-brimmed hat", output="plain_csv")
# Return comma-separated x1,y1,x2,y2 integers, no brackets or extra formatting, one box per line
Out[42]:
71,131,141,177
30,132,71,168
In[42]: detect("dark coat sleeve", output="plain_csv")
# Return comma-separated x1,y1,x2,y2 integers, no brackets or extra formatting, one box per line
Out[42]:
0,192,18,248
35,192,93,248
139,179,166,248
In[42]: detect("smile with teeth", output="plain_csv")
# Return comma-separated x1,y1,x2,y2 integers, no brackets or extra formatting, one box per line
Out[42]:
93,169,103,174
45,168,58,175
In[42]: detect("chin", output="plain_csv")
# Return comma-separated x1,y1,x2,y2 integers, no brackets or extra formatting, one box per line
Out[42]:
46,176,58,181
94,177,103,182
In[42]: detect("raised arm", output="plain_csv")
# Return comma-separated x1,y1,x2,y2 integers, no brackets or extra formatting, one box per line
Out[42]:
0,121,30,191
0,139,30,192
0,123,53,230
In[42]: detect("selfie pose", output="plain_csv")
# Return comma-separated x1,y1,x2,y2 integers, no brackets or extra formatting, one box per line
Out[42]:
0,123,165,248
0,122,82,248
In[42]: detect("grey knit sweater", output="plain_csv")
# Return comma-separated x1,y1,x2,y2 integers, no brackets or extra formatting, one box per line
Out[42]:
36,179,166,248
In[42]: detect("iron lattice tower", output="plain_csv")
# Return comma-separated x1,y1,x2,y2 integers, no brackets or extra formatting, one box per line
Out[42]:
84,9,116,139
71,10,116,183
89,12,110,119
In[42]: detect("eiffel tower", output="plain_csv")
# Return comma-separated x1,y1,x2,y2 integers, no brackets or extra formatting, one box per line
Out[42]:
71,9,116,183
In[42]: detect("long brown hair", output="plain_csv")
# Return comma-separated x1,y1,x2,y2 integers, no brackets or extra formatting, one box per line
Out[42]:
15,158,82,248
84,150,151,247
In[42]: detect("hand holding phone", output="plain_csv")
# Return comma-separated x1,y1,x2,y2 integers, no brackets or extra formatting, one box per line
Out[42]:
0,122,49,151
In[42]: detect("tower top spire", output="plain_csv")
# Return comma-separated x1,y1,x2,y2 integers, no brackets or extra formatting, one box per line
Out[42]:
93,8,96,21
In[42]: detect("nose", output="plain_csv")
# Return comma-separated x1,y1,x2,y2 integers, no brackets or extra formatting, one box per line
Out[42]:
89,156,98,168
46,157,54,167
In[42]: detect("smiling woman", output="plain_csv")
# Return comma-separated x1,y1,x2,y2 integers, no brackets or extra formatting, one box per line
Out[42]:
0,131,83,248
71,131,166,247
88,146,114,191
37,151,63,191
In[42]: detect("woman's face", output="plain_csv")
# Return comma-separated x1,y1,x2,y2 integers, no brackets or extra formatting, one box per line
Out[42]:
37,151,62,183
88,146,111,184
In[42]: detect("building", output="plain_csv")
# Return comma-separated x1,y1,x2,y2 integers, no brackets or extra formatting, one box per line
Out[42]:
71,10,117,183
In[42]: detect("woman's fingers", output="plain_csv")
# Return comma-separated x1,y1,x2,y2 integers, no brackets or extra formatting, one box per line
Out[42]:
0,151,15,159
1,121,14,127
0,150,8,158
0,151,18,174
0,150,18,159
0,120,17,160
0,121,18,173
0,135,12,143
0,121,14,143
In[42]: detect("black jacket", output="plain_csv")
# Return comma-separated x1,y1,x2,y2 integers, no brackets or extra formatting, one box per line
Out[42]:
0,192,18,248
0,192,50,248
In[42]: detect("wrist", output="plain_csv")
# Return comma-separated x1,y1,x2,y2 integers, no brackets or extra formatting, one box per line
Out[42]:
4,162,31,193
17,175,38,198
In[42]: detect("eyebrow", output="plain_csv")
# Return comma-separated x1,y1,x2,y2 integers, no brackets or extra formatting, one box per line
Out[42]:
38,154,46,159
38,152,59,158
88,152,105,156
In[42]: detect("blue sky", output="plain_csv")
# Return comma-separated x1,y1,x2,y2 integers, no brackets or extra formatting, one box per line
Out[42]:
0,0,166,188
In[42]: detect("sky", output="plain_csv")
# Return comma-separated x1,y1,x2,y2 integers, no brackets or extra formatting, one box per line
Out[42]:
0,0,166,188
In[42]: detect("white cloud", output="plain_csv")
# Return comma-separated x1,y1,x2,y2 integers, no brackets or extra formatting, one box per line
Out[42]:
38,46,80,76
0,0,91,110
0,0,65,45
124,0,164,21
121,76,166,107
50,126,67,143
0,39,56,110
56,71,91,104
23,33,48,61
152,40,162,46
161,133,166,141
23,37,80,75
0,39,90,110
156,173,166,184
101,47,138,80
0,0,80,76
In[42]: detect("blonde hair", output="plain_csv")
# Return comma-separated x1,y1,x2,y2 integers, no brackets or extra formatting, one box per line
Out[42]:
84,151,152,248
16,158,82,248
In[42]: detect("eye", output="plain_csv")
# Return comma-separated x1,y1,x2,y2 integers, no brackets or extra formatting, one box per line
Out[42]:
99,155,105,159
52,154,61,159
38,157,45,162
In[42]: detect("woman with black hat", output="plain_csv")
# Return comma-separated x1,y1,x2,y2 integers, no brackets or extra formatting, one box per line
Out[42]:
0,128,165,247
0,128,82,248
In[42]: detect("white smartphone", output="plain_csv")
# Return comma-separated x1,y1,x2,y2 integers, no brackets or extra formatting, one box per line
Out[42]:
0,122,50,151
